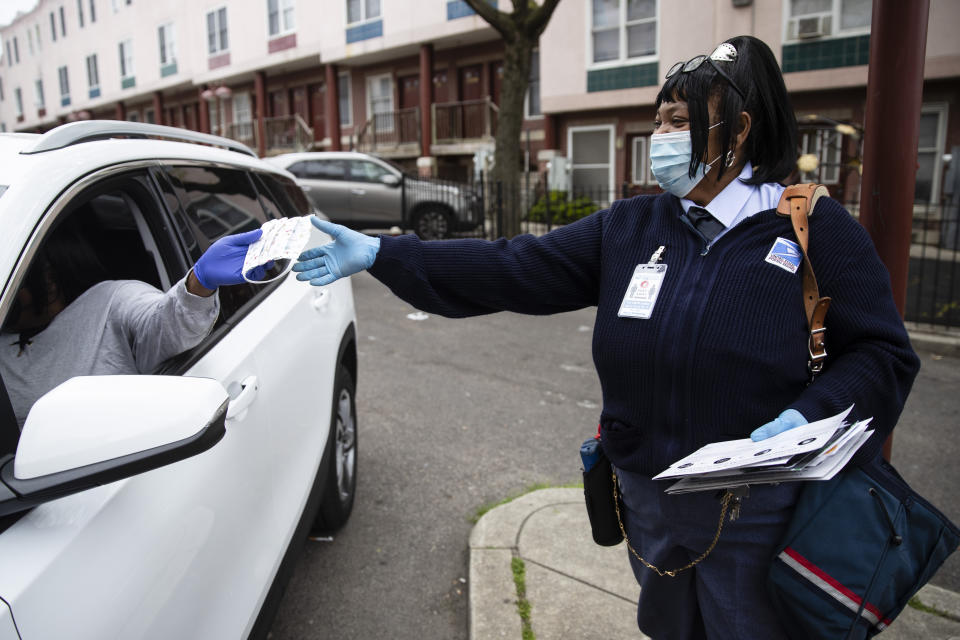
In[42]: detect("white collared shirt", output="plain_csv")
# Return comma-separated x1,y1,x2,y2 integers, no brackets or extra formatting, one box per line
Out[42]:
679,163,785,246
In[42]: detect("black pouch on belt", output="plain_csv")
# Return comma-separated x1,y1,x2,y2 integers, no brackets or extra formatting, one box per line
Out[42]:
581,437,624,547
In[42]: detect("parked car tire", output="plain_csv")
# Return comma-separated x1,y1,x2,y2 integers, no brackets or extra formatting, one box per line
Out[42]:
313,364,358,533
412,206,452,240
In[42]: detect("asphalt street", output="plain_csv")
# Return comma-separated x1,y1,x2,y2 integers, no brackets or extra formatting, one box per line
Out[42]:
267,270,960,639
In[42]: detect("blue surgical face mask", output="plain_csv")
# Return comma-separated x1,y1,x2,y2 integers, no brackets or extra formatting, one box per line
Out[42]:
649,124,722,198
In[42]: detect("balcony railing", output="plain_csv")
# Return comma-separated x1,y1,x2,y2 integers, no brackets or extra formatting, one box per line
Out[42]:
222,121,257,151
432,98,498,145
264,114,314,154
354,107,420,154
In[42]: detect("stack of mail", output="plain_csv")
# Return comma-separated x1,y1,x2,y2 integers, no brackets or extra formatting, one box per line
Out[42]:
654,406,873,494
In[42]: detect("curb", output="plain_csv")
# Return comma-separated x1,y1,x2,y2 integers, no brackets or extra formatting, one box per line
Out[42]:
468,488,960,640
906,325,960,357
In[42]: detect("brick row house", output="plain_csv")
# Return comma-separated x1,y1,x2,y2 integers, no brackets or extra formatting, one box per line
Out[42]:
0,0,957,209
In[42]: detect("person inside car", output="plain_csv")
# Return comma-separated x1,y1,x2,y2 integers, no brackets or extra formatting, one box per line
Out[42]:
0,215,266,428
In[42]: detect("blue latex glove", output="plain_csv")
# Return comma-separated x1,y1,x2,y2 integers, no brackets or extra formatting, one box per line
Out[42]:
292,217,380,287
193,228,264,289
750,409,808,441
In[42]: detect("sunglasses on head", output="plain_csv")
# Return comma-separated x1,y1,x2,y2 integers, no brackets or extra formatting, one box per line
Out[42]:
665,42,746,100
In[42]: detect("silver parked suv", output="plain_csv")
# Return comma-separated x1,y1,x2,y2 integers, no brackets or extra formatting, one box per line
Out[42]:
268,151,483,240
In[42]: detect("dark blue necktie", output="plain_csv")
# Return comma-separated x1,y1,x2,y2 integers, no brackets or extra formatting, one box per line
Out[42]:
684,206,725,243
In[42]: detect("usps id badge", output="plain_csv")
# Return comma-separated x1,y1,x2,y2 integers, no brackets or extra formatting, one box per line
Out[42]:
618,262,667,319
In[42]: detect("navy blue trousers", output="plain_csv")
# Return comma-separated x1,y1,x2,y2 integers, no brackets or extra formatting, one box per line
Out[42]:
617,468,802,640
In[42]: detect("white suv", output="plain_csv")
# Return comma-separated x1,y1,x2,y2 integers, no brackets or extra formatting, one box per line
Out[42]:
0,121,358,639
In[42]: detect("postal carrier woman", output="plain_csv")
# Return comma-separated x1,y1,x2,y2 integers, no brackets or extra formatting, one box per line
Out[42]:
292,36,919,639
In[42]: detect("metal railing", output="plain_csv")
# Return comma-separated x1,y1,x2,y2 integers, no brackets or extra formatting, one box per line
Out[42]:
417,174,960,332
432,98,498,145
264,114,313,153
354,107,420,154
222,121,257,151
905,201,960,330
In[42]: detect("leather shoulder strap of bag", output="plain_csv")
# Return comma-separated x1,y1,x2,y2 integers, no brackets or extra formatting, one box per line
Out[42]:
777,183,832,381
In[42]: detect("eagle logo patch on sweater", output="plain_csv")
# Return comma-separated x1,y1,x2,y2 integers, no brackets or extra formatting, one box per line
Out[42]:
765,238,802,274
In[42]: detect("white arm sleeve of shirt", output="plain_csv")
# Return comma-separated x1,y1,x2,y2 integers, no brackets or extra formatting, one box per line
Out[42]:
113,276,220,374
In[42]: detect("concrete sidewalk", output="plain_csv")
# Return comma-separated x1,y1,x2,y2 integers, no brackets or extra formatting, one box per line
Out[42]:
469,488,960,640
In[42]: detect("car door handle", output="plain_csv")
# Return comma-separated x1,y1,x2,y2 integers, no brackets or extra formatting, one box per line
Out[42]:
226,376,259,420
350,189,366,196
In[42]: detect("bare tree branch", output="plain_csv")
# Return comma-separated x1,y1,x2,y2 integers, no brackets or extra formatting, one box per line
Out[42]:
526,0,562,36
462,0,512,39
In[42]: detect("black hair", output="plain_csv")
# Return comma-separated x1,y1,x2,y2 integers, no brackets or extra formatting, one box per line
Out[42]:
655,35,798,185
6,214,110,329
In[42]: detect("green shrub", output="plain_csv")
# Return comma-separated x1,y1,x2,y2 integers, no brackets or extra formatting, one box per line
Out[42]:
527,191,599,225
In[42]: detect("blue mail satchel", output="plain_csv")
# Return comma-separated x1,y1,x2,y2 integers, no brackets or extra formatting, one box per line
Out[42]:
767,456,960,639
767,185,960,639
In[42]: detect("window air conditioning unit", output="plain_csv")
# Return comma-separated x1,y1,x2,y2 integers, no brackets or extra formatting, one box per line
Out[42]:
791,15,831,39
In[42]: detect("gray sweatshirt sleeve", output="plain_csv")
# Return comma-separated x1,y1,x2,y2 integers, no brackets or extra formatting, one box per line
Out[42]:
111,276,220,374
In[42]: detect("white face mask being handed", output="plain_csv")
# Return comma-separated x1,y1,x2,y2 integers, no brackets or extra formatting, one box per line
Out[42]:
649,123,723,198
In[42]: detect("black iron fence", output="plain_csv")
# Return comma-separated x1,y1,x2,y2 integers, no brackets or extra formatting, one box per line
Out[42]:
393,172,960,331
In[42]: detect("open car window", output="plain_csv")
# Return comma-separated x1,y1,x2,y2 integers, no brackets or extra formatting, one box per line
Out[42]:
0,169,181,486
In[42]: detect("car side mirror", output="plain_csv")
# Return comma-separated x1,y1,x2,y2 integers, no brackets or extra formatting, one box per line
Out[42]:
380,174,401,187
0,375,228,517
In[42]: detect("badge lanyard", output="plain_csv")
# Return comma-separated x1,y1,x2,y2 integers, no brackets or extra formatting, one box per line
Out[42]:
617,245,666,320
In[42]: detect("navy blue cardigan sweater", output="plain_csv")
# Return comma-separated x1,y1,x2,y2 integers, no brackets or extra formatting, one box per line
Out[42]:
369,192,920,476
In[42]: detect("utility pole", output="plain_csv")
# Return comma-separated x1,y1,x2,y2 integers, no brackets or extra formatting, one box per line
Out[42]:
858,0,930,460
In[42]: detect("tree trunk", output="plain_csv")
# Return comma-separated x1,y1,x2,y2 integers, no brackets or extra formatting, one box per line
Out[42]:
494,36,534,238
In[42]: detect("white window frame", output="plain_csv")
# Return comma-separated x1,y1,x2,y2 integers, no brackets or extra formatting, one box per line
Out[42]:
118,38,133,79
14,87,23,117
567,123,616,204
586,0,659,72
800,129,842,185
144,107,155,123
338,70,352,127
127,109,140,122
35,24,41,50
34,78,45,110
524,48,543,120
346,0,381,26
86,53,99,91
206,6,229,56
89,0,96,23
158,22,176,65
232,91,253,139
57,66,69,102
630,135,655,185
267,0,296,38
27,28,34,55
782,0,872,44
917,102,948,206
366,73,394,133
77,0,85,27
